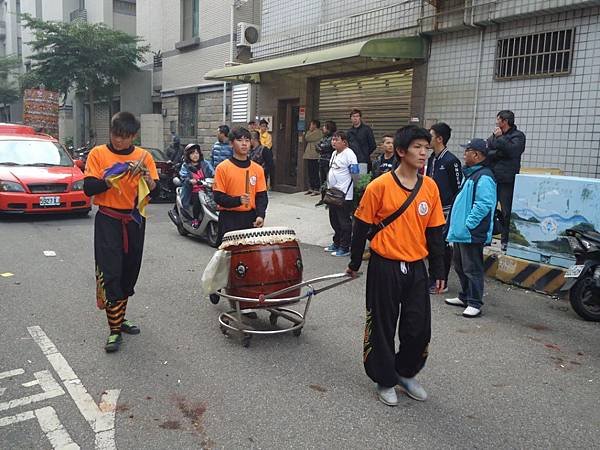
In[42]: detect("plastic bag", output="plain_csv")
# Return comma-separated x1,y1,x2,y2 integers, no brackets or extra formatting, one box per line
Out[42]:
201,250,231,295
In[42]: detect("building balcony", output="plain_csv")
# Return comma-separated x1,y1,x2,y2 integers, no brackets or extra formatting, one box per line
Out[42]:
69,9,88,23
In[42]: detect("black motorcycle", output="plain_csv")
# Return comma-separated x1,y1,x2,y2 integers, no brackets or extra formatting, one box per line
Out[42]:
561,227,600,321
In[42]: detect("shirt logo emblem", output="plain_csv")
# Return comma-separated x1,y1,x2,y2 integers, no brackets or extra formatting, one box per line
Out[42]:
250,175,257,186
418,201,429,216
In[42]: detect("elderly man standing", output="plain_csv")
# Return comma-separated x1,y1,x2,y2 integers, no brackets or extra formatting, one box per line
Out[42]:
445,139,497,318
487,110,526,251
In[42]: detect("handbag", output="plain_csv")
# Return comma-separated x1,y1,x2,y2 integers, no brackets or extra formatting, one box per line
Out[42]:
366,174,423,241
323,185,352,207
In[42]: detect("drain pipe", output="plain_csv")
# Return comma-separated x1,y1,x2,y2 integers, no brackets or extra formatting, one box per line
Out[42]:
464,1,488,136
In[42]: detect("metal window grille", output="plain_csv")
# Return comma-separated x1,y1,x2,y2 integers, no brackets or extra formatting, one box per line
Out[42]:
153,52,162,69
179,94,197,138
495,29,575,80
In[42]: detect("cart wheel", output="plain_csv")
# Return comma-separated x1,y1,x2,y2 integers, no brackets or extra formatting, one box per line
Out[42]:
292,328,302,337
242,335,252,347
269,313,278,326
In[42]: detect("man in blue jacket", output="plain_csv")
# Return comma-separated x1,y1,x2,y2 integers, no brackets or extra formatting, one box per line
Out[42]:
211,125,233,167
445,138,497,318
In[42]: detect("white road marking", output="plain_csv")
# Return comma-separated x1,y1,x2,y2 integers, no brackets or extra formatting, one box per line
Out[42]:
0,370,64,412
27,326,120,450
35,406,81,450
22,379,41,387
0,406,79,450
0,388,5,396
0,368,25,379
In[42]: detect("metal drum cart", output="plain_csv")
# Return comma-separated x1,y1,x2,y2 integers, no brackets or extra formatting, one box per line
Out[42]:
215,273,355,347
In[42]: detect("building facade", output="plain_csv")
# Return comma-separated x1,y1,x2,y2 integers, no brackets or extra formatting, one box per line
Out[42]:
206,0,600,191
135,0,260,152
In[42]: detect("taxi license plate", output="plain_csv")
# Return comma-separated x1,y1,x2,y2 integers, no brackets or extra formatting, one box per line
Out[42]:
564,265,584,278
39,196,60,206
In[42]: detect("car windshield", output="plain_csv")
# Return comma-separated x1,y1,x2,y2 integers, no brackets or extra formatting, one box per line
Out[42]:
0,140,73,167
147,147,167,162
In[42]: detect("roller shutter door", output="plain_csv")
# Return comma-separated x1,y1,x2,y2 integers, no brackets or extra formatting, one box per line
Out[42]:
318,69,413,141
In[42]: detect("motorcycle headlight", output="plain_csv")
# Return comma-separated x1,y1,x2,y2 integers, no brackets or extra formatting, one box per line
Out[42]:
0,180,25,192
71,179,84,191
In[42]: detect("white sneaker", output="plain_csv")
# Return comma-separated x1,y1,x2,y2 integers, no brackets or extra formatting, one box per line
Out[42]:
463,306,481,318
397,376,428,401
445,297,466,307
376,384,398,406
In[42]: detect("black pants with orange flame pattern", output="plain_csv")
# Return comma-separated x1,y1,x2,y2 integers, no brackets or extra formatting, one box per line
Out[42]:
94,211,146,307
363,251,431,388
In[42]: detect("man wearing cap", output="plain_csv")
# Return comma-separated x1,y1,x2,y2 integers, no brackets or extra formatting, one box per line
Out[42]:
444,138,497,318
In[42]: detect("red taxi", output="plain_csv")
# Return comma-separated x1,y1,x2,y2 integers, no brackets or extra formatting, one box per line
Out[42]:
0,124,91,215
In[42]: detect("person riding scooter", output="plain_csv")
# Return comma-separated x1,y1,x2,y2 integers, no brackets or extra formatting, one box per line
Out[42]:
179,144,215,228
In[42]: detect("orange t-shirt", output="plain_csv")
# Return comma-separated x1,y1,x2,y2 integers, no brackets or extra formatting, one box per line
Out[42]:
213,158,267,212
354,172,445,262
84,145,158,210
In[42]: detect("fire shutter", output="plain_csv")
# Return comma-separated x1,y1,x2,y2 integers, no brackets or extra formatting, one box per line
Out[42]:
318,69,413,142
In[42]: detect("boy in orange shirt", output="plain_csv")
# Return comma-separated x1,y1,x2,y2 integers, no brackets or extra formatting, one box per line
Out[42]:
84,112,158,353
346,125,446,406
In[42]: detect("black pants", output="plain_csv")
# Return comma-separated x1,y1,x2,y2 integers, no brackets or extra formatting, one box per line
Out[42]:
94,211,145,305
364,252,431,387
453,242,485,309
428,243,453,285
192,192,202,220
318,159,329,192
328,200,353,250
306,159,320,191
216,209,257,247
497,182,514,245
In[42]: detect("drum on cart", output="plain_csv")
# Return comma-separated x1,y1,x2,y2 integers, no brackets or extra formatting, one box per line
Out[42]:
220,227,303,309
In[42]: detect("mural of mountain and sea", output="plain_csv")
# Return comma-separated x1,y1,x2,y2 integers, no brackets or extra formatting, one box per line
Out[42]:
507,175,600,268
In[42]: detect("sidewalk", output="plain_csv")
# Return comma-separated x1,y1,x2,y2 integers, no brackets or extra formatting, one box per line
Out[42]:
265,191,332,248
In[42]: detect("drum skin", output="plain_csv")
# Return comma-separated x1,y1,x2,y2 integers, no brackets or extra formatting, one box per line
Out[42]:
226,240,303,308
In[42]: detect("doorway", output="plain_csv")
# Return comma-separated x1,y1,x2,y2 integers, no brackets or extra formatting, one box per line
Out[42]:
275,98,300,191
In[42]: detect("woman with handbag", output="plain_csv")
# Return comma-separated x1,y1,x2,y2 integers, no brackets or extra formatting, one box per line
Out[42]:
323,131,358,257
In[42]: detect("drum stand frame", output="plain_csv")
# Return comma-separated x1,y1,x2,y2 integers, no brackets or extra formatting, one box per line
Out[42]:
215,273,356,347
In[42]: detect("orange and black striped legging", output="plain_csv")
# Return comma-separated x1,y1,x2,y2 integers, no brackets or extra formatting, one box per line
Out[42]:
106,299,128,334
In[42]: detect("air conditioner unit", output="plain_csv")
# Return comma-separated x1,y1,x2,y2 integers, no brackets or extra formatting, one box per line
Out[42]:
237,22,260,47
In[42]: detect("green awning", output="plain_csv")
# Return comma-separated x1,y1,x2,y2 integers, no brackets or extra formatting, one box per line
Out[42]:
204,37,427,83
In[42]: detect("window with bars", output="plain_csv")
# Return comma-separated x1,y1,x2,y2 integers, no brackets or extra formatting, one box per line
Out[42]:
494,29,575,80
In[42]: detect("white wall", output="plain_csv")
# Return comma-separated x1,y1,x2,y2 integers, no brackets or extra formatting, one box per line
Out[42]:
424,8,600,178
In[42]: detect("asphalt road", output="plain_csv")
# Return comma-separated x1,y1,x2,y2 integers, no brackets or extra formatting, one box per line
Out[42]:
1,203,599,449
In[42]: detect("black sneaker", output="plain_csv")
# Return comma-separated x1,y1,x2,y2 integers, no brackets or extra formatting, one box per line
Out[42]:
104,333,122,353
209,293,220,304
120,320,140,335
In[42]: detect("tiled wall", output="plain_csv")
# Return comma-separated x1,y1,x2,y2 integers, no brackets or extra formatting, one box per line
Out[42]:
425,7,600,178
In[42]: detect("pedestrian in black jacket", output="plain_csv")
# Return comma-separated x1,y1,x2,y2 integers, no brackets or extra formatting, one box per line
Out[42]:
347,109,376,170
426,122,462,293
315,120,337,206
487,110,526,250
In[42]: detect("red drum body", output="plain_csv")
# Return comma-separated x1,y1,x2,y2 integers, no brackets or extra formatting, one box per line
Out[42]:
221,227,303,309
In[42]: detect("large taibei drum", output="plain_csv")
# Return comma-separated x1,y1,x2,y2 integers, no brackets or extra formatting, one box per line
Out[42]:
220,227,303,309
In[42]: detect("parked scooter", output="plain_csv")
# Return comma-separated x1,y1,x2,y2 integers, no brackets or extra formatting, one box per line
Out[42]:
561,227,600,321
168,177,219,247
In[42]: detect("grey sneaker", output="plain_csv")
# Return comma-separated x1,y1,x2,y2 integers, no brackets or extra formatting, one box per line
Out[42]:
376,384,398,406
397,376,427,401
